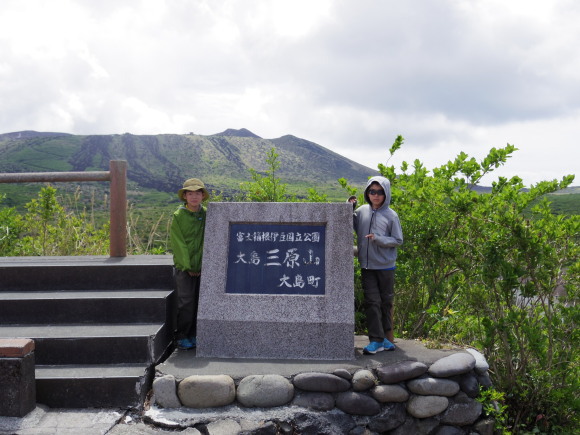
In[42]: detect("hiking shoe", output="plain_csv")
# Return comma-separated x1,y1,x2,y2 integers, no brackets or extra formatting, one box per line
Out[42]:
176,338,194,350
188,337,197,348
383,338,396,351
363,341,385,354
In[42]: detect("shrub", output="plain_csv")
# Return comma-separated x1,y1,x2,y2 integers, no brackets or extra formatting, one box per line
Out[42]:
342,136,579,433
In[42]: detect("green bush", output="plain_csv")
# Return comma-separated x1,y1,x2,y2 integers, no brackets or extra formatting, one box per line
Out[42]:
3,186,109,256
342,136,579,433
0,194,23,256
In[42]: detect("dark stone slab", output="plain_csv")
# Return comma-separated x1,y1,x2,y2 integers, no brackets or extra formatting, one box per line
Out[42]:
333,368,352,380
1,323,169,365
391,416,439,435
293,372,350,392
407,376,460,396
440,393,483,426
367,402,407,432
0,290,171,324
435,425,465,435
336,391,381,416
293,411,357,435
36,371,147,408
0,255,174,291
477,372,493,389
429,352,476,378
292,392,335,411
456,372,480,398
0,347,35,417
376,360,428,384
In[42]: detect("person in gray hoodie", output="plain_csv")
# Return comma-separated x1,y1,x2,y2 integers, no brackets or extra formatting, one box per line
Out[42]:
354,176,403,354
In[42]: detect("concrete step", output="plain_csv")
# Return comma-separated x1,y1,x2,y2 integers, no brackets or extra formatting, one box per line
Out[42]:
0,255,176,409
0,323,172,365
0,255,174,291
0,289,174,324
36,364,152,408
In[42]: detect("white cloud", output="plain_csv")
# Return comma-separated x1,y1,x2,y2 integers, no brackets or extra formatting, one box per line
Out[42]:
0,0,578,187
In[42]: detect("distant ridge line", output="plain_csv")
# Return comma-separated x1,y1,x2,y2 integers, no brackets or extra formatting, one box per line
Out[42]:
211,128,262,138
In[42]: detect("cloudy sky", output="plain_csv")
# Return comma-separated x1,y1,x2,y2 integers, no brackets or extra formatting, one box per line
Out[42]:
1,0,578,186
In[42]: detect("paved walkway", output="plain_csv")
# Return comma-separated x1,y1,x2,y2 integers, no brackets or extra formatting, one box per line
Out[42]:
157,336,459,379
0,337,462,434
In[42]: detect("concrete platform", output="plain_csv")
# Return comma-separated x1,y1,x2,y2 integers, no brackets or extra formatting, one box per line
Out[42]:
157,335,462,380
0,404,125,435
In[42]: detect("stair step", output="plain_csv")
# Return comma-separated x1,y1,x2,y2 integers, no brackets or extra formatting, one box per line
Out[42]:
0,255,176,409
0,323,172,365
0,255,174,291
0,289,172,299
0,289,174,324
36,364,151,408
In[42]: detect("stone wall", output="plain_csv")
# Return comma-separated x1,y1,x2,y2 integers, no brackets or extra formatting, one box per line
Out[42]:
151,349,496,434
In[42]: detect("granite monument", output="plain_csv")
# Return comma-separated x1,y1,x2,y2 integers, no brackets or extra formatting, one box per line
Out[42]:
196,202,354,360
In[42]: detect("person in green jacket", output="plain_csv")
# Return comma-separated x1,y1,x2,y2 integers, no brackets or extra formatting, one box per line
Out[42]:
170,178,209,350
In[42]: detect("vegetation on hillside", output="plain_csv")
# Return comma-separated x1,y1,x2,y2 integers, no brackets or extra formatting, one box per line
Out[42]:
533,192,580,216
0,187,108,256
0,130,375,206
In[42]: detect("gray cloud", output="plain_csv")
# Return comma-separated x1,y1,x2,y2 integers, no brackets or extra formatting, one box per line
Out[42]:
0,0,578,185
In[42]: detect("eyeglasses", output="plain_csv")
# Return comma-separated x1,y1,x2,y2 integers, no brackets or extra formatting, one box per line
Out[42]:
369,189,385,196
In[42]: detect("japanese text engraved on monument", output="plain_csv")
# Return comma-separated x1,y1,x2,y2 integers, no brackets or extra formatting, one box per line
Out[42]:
226,223,326,295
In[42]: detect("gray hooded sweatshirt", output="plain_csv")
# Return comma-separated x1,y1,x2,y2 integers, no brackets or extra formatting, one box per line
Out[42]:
353,176,403,269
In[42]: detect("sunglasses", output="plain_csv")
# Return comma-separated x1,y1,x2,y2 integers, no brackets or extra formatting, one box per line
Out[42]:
369,189,385,196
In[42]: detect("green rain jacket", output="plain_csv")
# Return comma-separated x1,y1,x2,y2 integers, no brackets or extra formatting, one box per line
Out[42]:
169,205,206,273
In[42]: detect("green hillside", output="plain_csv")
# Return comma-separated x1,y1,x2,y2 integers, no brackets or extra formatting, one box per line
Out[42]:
1,130,578,216
544,191,580,215
0,129,379,209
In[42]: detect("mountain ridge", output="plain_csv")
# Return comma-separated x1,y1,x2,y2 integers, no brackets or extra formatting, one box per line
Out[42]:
3,130,576,201
0,129,378,200
212,128,262,138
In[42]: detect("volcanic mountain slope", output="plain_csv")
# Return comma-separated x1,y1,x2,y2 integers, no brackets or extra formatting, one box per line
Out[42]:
0,129,378,197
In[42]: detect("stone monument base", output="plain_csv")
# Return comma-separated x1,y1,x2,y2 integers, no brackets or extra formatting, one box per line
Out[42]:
198,320,353,360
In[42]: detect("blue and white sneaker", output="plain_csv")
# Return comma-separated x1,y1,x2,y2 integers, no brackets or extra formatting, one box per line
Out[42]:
363,341,385,354
188,337,197,348
176,338,194,350
383,338,396,351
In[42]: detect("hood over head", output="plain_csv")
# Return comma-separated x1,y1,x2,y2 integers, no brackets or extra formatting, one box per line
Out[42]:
364,176,392,208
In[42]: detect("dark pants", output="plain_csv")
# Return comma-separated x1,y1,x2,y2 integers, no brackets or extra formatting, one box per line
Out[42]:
361,268,394,343
174,268,200,340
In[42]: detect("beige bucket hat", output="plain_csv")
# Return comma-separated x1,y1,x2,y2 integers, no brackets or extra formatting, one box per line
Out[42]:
177,178,209,201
